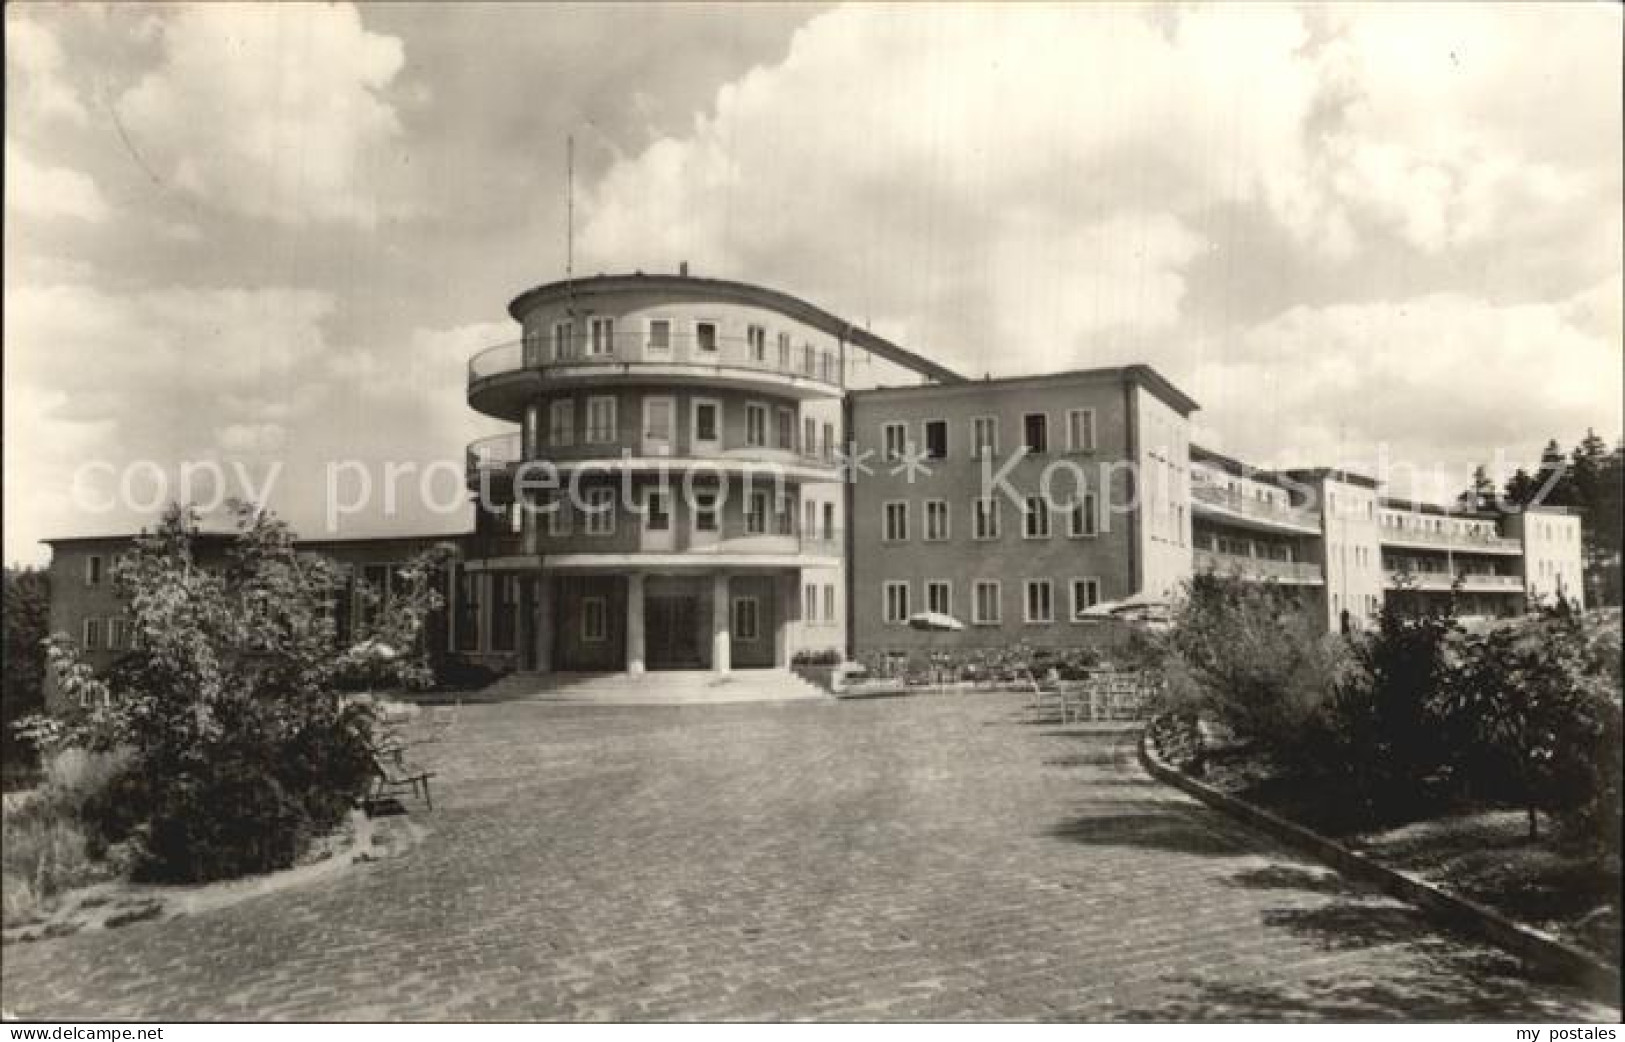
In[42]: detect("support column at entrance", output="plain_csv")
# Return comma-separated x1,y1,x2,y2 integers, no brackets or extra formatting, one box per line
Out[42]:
535,574,553,673
626,573,646,674
476,572,494,654
711,573,731,674
773,572,792,668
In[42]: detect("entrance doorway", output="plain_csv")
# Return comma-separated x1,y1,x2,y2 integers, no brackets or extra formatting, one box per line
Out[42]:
646,594,702,669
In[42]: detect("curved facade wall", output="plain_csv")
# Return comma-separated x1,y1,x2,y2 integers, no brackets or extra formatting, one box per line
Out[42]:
461,277,851,675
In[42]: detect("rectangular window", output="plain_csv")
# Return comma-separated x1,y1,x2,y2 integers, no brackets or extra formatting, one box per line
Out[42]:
552,321,574,360
746,404,769,447
1024,496,1051,539
643,396,674,444
973,498,1000,540
544,492,573,536
1066,408,1096,452
1069,492,1098,538
777,331,791,369
883,422,908,462
85,555,103,586
776,407,795,451
972,416,999,460
647,318,671,352
582,597,607,642
823,502,835,539
926,580,951,617
822,422,835,462
692,399,720,446
1023,413,1049,454
883,501,908,542
645,490,671,532
775,494,793,536
823,584,835,624
693,488,719,533
1025,580,1054,624
805,583,818,622
804,417,817,457
584,488,615,536
585,396,617,444
923,419,948,460
83,617,101,651
695,321,718,353
805,501,818,538
925,500,949,541
748,325,767,362
1070,578,1101,620
747,492,770,535
588,316,615,357
549,399,575,446
732,597,760,641
973,581,1002,625
883,581,910,624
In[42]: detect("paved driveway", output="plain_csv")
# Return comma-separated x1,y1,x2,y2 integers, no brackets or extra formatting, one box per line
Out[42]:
2,692,1615,1021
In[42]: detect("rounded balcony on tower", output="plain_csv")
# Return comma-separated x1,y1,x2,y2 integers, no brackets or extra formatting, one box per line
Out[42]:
468,273,851,423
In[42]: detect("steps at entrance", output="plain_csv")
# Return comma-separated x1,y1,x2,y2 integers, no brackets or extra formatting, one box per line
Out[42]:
470,669,830,706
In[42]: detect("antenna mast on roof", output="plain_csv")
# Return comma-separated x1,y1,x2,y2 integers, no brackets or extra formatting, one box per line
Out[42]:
565,134,575,317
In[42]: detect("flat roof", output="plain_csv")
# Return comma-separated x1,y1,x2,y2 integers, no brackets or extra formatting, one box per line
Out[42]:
1379,496,1501,520
506,272,966,386
1277,466,1382,491
854,363,1200,417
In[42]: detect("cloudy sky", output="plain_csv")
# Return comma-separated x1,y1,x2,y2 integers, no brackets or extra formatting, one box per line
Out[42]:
5,2,1621,564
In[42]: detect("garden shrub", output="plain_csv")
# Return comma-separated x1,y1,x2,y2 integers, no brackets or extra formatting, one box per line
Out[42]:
1164,573,1347,768
41,502,448,885
2,746,136,924
1442,611,1623,850
1309,599,1460,815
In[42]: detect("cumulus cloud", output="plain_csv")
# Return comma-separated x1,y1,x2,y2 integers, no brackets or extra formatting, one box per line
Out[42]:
5,147,110,222
4,12,89,126
1179,284,1625,500
115,3,408,225
577,2,1620,485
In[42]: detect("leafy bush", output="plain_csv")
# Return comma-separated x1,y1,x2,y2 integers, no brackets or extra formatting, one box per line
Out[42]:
42,502,445,884
791,649,842,667
2,747,136,924
1312,598,1460,808
433,653,501,692
1441,611,1623,850
1164,573,1348,766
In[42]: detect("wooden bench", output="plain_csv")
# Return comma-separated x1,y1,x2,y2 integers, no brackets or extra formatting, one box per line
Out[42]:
370,749,435,811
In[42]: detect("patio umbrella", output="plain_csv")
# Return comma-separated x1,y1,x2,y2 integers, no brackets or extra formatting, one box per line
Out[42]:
907,611,965,691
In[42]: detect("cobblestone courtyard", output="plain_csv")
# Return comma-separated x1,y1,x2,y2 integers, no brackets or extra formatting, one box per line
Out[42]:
2,692,1616,1021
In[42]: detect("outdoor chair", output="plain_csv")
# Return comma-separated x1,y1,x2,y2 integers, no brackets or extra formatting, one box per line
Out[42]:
369,748,435,811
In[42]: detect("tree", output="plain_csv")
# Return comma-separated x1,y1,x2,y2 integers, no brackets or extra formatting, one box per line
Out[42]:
44,501,450,882
1458,464,1498,513
1441,612,1621,841
1503,468,1539,507
3,566,52,776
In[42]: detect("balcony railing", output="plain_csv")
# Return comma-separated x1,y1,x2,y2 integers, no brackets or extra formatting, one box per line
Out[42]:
467,432,525,475
468,330,844,391
1194,548,1323,583
1378,525,1522,554
1384,570,1524,591
466,431,839,485
467,526,843,560
1190,483,1321,532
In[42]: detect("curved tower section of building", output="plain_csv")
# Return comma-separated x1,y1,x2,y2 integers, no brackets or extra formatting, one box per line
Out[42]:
458,272,955,676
